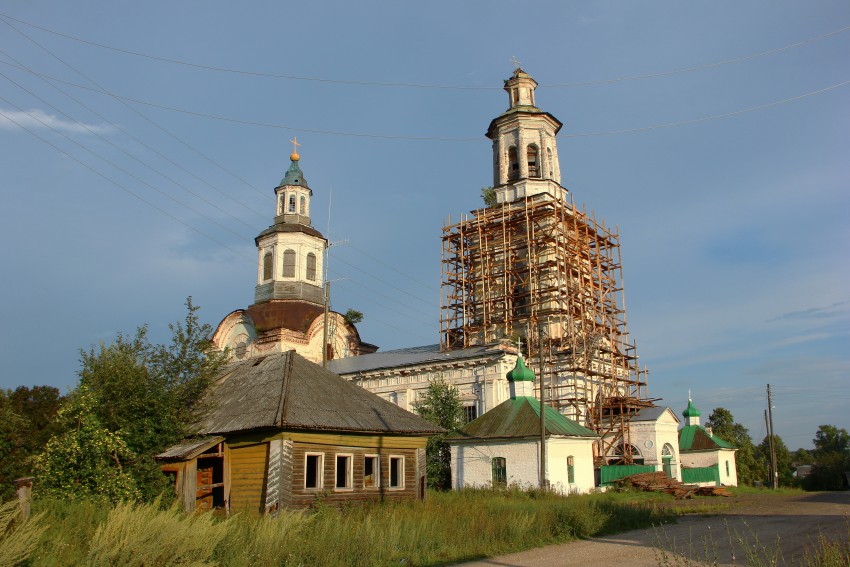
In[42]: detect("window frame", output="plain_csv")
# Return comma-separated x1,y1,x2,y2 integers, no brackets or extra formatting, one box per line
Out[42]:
288,193,296,213
388,455,405,490
262,251,273,281
363,454,380,489
306,252,317,281
567,455,575,484
282,249,296,278
334,453,354,491
492,457,507,488
304,452,324,490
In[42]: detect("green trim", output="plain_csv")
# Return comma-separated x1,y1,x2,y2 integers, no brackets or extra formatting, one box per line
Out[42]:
681,466,720,485
600,464,655,485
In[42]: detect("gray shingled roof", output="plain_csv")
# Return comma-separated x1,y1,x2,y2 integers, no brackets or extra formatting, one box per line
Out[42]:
156,436,224,461
196,351,443,436
631,406,678,423
328,343,510,375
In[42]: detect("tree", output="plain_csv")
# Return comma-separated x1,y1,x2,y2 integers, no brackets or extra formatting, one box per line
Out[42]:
755,434,793,486
706,407,759,485
480,186,497,207
791,448,813,465
31,388,140,502
343,308,363,326
35,298,225,501
413,378,463,491
803,425,850,491
813,425,849,457
0,387,64,500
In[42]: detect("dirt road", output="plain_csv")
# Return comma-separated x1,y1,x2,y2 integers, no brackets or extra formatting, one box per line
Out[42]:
457,491,850,566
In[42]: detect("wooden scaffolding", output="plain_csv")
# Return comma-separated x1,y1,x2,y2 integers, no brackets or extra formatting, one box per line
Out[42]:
441,192,651,463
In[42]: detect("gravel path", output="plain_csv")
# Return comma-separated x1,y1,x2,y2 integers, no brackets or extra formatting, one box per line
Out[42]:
456,491,850,566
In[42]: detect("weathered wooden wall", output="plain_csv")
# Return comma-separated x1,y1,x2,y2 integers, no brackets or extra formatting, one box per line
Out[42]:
228,442,268,513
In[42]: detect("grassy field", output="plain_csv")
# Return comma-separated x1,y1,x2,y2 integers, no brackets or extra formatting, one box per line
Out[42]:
5,488,675,566
4,486,845,567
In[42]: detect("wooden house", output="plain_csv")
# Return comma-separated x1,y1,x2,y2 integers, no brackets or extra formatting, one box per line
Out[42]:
157,350,443,513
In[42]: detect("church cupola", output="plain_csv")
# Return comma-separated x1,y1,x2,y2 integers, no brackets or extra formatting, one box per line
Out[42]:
253,138,327,306
274,140,312,227
507,355,535,399
486,66,567,205
682,398,701,427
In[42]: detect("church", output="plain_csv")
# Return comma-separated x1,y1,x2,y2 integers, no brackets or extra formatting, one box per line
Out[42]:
211,67,706,483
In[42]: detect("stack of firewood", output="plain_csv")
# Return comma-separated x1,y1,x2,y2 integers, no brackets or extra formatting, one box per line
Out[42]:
614,472,731,499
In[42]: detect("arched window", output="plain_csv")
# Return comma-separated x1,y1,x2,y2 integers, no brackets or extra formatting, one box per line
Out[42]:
282,249,296,278
288,194,296,213
262,252,273,281
299,196,306,215
508,146,519,181
306,252,317,281
278,195,285,215
527,145,539,178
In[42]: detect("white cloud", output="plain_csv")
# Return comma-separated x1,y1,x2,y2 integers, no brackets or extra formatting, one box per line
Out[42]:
0,107,114,135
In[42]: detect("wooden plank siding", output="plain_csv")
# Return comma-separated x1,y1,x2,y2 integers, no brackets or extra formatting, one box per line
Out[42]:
228,443,268,514
288,440,421,509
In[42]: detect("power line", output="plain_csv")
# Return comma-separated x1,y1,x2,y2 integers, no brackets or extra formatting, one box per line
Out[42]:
0,17,272,201
3,58,846,141
1,11,846,90
0,104,256,264
0,48,271,223
0,65,262,236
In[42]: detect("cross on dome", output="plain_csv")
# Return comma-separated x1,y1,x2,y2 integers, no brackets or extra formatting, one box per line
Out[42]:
510,55,522,70
289,137,301,161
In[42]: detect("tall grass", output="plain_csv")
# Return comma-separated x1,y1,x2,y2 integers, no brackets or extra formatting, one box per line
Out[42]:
22,488,672,566
0,500,47,566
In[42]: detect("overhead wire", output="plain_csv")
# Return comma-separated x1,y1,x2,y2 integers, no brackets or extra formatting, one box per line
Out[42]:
1,12,846,90
0,103,256,264
0,16,272,202
2,57,846,142
0,63,262,236
0,94,255,243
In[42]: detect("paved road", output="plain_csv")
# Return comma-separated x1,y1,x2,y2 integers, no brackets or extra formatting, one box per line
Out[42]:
456,491,850,566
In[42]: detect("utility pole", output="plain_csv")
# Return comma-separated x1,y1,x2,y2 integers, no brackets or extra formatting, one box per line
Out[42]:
764,410,774,489
767,384,778,489
322,281,330,368
538,320,546,490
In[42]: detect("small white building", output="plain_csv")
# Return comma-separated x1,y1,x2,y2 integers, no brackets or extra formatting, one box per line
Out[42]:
446,356,598,494
628,406,683,480
678,399,738,487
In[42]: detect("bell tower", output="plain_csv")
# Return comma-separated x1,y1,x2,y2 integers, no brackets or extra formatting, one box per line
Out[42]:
486,67,567,204
254,138,326,306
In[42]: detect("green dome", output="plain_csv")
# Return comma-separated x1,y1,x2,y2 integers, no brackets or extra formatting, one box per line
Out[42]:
280,158,308,187
682,399,701,419
507,356,535,382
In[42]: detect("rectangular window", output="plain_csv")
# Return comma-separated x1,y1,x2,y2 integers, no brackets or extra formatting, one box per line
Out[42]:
389,456,404,489
726,461,730,476
567,456,575,484
364,455,380,488
463,405,478,423
335,454,352,490
492,457,507,488
305,453,323,489
288,194,296,213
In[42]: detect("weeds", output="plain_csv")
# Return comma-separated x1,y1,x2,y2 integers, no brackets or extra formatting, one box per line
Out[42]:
0,500,47,567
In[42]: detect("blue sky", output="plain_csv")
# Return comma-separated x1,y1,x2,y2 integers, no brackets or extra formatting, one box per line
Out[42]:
0,1,847,449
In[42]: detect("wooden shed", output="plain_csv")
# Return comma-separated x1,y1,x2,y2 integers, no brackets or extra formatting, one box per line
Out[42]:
157,350,443,513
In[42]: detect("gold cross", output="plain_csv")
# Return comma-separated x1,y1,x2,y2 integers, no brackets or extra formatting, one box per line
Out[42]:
290,136,301,154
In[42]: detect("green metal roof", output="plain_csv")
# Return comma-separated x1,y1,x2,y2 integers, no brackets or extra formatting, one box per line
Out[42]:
446,396,597,441
679,425,734,451
280,158,308,187
507,356,535,382
682,399,701,419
